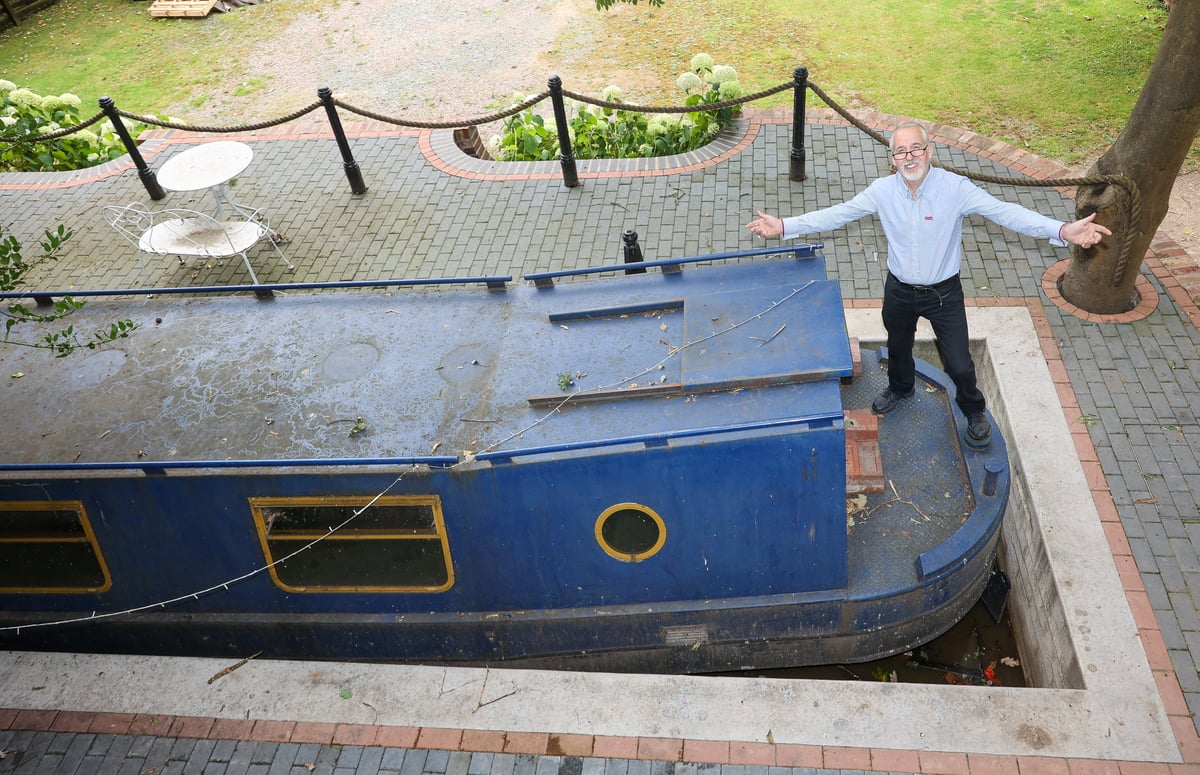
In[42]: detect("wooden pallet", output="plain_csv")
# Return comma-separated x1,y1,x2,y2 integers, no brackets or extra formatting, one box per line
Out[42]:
147,0,219,16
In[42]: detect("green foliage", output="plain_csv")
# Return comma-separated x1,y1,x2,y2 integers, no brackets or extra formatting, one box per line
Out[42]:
0,223,138,357
0,80,152,173
492,56,744,162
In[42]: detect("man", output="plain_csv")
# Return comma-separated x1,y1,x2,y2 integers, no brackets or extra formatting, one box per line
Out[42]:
746,121,1110,449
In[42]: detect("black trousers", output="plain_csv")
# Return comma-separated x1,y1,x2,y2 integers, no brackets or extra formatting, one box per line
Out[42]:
881,272,986,417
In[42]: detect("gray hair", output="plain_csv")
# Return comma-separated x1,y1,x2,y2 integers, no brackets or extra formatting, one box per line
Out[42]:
888,121,930,152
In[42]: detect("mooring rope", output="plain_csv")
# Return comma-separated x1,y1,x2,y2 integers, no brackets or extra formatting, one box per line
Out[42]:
0,109,106,143
114,101,325,134
561,80,794,115
333,90,551,129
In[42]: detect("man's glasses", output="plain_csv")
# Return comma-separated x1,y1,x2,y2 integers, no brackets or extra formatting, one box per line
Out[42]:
891,145,927,160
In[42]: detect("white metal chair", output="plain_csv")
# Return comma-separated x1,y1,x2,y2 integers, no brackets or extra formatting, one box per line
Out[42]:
104,202,293,286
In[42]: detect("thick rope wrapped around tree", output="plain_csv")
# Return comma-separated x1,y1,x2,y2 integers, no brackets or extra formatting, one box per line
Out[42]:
808,80,1140,288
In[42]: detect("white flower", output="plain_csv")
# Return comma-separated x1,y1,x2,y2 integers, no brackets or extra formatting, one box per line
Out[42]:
7,88,40,108
0,116,16,127
41,95,68,112
60,92,82,107
718,80,745,100
37,122,61,135
601,85,623,103
689,53,714,72
710,65,738,84
0,80,16,94
647,115,679,136
676,72,704,93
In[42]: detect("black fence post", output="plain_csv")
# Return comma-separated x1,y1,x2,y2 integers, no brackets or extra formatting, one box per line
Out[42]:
548,76,579,189
622,229,645,274
789,66,808,182
99,96,165,201
318,86,368,195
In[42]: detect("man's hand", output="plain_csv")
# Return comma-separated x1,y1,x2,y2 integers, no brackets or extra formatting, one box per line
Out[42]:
746,210,785,239
1060,212,1112,249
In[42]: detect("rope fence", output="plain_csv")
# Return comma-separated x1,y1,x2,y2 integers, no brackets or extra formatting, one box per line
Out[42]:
0,66,1137,284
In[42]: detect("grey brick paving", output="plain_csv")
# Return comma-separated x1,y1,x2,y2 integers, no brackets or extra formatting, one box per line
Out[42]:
4,116,1200,769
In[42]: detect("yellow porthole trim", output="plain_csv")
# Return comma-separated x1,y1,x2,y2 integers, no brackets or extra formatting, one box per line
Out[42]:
594,502,667,562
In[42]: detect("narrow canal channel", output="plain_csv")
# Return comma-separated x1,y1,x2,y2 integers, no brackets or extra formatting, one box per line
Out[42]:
718,598,1026,686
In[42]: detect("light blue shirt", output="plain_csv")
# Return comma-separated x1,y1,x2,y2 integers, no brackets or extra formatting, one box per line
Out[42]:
780,166,1068,286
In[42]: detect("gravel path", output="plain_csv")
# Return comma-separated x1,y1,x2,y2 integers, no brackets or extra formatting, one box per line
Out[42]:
179,0,590,125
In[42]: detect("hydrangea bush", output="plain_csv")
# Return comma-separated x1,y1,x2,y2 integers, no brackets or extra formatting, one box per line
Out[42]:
490,54,745,162
0,80,152,172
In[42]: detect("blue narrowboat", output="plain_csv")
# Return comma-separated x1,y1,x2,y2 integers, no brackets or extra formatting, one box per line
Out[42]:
0,245,1009,673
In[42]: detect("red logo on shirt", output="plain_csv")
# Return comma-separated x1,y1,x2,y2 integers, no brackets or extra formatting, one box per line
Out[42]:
925,216,934,221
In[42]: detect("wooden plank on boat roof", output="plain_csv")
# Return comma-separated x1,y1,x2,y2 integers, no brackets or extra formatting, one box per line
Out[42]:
680,280,854,391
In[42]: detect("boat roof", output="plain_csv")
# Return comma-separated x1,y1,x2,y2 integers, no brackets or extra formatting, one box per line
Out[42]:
1,248,853,469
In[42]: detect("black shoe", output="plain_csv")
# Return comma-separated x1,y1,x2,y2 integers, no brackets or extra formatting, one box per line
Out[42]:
966,412,992,450
871,388,914,414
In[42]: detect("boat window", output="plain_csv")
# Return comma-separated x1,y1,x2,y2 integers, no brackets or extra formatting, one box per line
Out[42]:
250,496,454,593
595,502,666,562
0,501,111,593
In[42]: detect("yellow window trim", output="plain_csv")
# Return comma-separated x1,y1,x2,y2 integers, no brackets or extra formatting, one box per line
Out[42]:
249,495,455,594
0,500,112,594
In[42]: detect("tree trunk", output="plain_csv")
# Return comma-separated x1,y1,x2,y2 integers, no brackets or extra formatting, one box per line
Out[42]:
1061,1,1200,314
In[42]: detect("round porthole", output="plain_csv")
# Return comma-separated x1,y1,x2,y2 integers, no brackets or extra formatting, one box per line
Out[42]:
595,503,666,562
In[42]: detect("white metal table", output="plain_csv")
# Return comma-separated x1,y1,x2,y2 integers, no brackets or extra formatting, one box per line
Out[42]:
157,141,255,219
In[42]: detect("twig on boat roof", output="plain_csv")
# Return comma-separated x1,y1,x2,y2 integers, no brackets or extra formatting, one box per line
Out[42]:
751,323,787,348
858,480,935,523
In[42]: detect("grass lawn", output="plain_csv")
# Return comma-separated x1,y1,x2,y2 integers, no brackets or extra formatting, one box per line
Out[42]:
0,0,1188,169
572,0,1178,166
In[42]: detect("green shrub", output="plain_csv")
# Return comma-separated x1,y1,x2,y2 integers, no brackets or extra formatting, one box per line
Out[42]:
1,223,137,357
490,54,744,162
0,80,153,173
